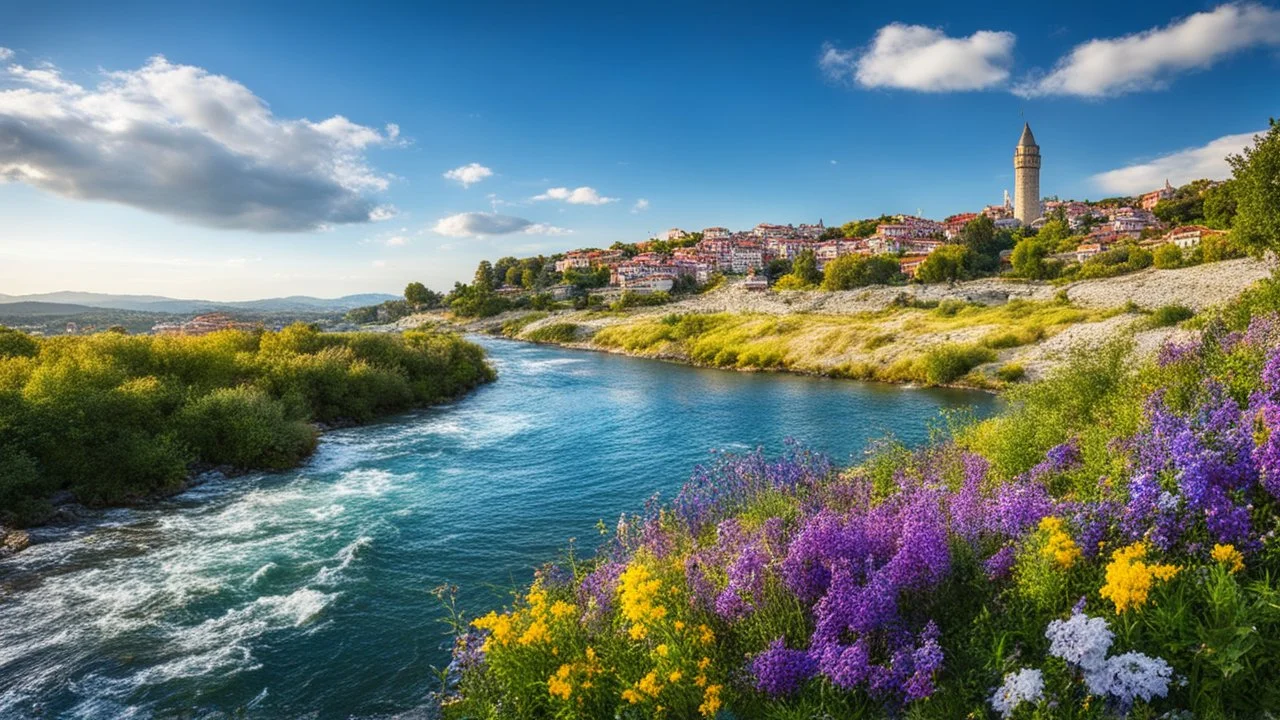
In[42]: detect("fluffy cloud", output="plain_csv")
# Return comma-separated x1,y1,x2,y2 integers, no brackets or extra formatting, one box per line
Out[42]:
368,205,398,221
0,55,398,232
1016,3,1280,97
533,186,618,205
0,48,11,62
432,212,569,238
443,162,493,187
631,198,650,213
822,24,1016,92
1091,129,1262,194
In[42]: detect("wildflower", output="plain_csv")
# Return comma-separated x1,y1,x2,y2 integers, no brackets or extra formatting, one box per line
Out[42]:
698,684,722,717
751,637,818,697
1100,542,1180,613
668,670,682,683
655,644,669,657
1211,543,1245,573
714,542,769,619
518,618,550,646
636,670,662,697
984,545,1017,581
990,668,1045,718
697,656,711,671
698,624,715,645
621,688,641,704
1045,612,1114,673
1039,516,1082,568
549,600,575,619
472,611,515,647
547,664,572,700
618,563,667,638
1083,651,1173,707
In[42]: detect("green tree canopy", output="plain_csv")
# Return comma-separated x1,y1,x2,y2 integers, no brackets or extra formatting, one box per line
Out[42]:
821,254,901,290
916,245,973,284
1227,119,1280,254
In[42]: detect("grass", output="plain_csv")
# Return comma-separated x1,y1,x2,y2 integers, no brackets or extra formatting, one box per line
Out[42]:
1146,304,1195,329
526,322,581,344
499,312,549,337
586,299,1110,387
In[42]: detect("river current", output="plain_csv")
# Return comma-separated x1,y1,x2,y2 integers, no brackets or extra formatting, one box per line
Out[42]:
0,337,999,718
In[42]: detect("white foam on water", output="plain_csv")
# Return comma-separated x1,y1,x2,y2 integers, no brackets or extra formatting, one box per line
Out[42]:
332,468,401,498
308,503,346,522
314,536,372,586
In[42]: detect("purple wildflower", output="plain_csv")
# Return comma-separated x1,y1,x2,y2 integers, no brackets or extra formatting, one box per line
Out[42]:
751,638,818,696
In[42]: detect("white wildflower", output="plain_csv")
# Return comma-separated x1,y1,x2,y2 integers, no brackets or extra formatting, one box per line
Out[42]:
1045,612,1114,673
990,668,1045,718
1084,651,1173,706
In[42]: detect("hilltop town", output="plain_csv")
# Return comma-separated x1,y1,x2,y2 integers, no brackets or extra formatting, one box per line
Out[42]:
432,124,1241,317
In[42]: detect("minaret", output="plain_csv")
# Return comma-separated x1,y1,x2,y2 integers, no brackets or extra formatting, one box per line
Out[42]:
1014,123,1041,226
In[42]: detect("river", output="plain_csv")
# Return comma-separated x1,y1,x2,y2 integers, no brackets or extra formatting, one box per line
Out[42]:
0,337,999,719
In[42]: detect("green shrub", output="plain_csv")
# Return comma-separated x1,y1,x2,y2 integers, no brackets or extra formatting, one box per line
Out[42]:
1148,304,1195,328
526,323,580,344
178,386,316,469
995,362,1027,382
1153,243,1184,269
917,343,996,385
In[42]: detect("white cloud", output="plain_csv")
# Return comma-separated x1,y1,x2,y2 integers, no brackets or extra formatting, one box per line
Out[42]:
0,48,12,62
384,235,409,246
368,205,398,221
1091,129,1262,194
631,198,650,213
1016,3,1280,97
0,55,398,232
830,160,838,165
822,24,1016,92
443,162,493,187
533,186,618,205
432,211,568,238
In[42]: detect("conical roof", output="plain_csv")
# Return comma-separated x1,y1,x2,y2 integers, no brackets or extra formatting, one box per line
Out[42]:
1018,122,1037,147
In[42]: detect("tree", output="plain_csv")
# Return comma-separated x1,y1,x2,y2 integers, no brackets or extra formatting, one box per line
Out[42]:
1228,119,1280,254
958,215,1004,272
492,256,519,287
521,268,537,290
1203,180,1238,230
505,265,523,288
841,216,890,239
763,258,793,281
1036,218,1072,250
789,249,823,287
1010,237,1058,280
915,245,973,284
405,281,431,306
821,254,901,290
473,261,496,292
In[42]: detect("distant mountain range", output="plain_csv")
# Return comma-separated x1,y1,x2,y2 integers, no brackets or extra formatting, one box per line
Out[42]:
0,291,399,315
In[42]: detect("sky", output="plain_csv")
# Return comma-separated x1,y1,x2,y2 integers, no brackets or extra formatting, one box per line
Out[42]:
1,0,1278,301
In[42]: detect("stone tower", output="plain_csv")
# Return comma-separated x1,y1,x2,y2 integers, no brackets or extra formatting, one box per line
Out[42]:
1014,122,1041,226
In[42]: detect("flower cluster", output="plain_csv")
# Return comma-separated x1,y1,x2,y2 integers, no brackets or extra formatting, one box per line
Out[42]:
1039,516,1083,568
1100,543,1180,613
990,668,1045,718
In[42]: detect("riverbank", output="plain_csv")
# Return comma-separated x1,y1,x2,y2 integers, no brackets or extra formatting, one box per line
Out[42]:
0,326,495,553
402,257,1272,389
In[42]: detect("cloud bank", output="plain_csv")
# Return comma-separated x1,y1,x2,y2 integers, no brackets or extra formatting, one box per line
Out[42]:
1091,129,1262,194
533,186,618,205
822,24,1015,92
432,212,569,238
443,162,493,187
1016,3,1280,97
0,55,398,232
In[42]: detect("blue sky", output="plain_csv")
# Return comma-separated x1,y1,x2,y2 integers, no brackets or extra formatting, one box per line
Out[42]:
1,0,1277,300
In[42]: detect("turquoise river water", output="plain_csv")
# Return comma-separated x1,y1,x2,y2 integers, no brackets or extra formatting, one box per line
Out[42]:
0,337,999,719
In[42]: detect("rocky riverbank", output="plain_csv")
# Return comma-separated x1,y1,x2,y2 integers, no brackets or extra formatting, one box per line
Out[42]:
397,257,1272,389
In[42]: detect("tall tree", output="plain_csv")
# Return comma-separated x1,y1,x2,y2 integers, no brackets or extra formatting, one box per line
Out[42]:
404,281,431,306
473,260,495,292
1227,119,1280,254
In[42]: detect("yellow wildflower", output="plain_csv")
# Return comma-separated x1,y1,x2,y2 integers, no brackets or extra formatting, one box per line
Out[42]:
699,684,722,717
547,664,573,700
1039,516,1082,568
526,584,549,611
1211,543,1245,574
1100,542,1181,613
694,673,707,687
550,600,576,619
697,656,711,671
518,618,550,645
674,620,686,631
656,644,669,657
637,670,662,697
668,670,682,683
629,623,648,640
618,563,667,638
472,611,515,647
622,688,641,704
698,624,715,645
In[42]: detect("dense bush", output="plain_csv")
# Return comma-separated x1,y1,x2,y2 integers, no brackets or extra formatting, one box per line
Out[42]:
0,324,493,524
1147,304,1194,328
526,323,581,344
442,275,1280,719
916,343,996,384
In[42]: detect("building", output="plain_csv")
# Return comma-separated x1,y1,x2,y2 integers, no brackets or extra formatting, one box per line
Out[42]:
661,228,687,241
1163,225,1225,249
702,227,730,240
899,255,930,278
1014,123,1041,226
944,212,979,239
1075,243,1105,262
1140,180,1175,211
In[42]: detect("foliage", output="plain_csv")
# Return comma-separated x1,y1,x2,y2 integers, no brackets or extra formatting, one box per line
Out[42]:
1146,304,1194,328
821,254,902,290
1011,237,1061,280
0,325,493,524
526,323,581,344
1152,243,1183,269
612,291,673,310
1227,119,1280,254
916,245,973,284
916,343,996,384
777,249,822,289
404,281,442,308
